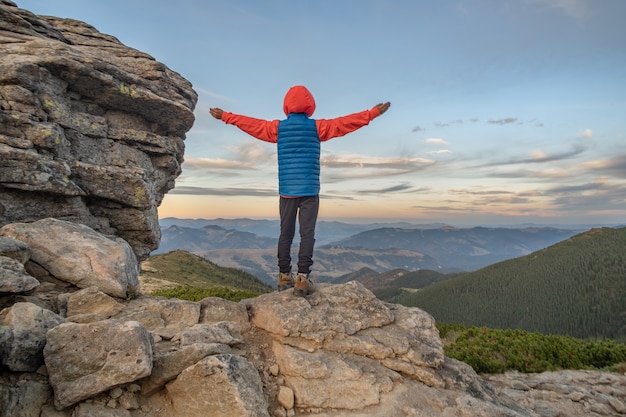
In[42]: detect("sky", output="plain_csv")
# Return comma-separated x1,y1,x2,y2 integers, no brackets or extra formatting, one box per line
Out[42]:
15,0,626,226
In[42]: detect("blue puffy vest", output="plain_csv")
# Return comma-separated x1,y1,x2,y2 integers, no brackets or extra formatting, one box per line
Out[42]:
277,113,320,197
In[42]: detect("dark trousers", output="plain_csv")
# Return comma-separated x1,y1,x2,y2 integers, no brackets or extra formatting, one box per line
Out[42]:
278,195,319,275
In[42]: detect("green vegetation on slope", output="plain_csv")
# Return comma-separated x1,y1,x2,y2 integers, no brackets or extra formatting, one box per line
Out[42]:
143,249,273,294
151,286,260,302
438,323,626,374
397,227,626,341
371,269,458,301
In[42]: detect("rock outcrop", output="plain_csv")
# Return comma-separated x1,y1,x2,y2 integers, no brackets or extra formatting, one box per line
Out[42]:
2,218,626,417
0,0,197,261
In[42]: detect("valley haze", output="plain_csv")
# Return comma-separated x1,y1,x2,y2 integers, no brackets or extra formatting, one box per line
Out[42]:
156,217,622,284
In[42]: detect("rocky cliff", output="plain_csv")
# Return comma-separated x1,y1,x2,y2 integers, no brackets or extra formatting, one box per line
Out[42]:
0,0,197,261
1,2,626,417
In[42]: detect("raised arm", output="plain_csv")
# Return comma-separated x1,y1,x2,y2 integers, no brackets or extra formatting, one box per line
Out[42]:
316,102,391,141
210,107,279,143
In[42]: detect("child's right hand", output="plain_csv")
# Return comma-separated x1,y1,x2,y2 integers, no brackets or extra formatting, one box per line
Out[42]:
210,108,224,120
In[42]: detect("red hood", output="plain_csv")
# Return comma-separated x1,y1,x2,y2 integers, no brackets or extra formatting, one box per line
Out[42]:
283,85,316,117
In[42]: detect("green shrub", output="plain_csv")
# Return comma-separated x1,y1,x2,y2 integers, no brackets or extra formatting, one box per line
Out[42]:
438,323,626,374
150,286,261,302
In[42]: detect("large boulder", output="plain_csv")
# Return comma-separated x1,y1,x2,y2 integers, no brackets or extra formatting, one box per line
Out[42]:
165,354,270,417
0,0,197,261
0,218,139,298
43,319,153,409
244,282,511,415
62,286,126,320
113,296,200,339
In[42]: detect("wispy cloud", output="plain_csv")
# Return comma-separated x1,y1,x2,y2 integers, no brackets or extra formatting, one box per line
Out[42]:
550,181,626,211
354,183,429,195
169,185,276,197
423,117,544,130
577,128,593,139
424,138,449,146
184,158,259,170
321,154,434,170
485,168,573,180
488,117,518,125
435,120,464,128
450,189,516,196
427,149,453,155
475,144,587,167
183,143,275,171
411,205,482,213
194,87,235,102
577,155,626,179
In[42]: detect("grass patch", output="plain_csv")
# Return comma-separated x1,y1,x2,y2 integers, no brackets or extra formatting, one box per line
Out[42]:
150,285,262,302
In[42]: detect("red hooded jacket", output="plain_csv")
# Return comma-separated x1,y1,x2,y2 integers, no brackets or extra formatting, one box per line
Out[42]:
220,85,382,144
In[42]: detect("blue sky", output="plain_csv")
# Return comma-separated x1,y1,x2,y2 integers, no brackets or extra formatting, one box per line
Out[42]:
16,0,626,225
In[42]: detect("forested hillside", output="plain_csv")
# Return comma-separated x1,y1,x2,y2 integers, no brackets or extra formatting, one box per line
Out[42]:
396,227,626,341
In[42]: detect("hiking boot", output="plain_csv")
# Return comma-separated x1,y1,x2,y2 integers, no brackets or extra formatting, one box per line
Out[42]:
277,272,295,292
294,273,315,297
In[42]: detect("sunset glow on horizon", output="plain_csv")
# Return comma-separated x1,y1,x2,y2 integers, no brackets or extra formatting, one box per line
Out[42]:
18,0,626,227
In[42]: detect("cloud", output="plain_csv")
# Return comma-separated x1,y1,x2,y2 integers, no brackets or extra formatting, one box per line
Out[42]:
476,196,532,205
228,142,275,162
547,181,605,194
321,154,434,171
488,117,518,125
195,87,235,102
182,143,275,171
183,158,259,170
578,128,593,139
412,126,425,132
450,189,515,196
578,155,626,179
426,150,452,155
424,138,449,146
550,181,626,212
169,185,276,197
435,120,464,128
485,168,573,180
354,183,429,195
476,144,587,167
426,117,543,129
411,205,482,213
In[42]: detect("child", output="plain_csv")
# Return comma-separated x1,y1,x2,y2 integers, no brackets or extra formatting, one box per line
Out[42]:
210,85,390,296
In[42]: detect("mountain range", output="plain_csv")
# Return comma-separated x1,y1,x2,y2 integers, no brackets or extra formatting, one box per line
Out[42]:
146,225,626,342
156,218,589,283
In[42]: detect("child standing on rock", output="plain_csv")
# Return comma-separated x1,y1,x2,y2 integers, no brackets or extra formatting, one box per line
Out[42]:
210,85,390,296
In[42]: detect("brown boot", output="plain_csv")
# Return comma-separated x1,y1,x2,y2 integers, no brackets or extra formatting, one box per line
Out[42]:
294,273,315,297
278,272,295,292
